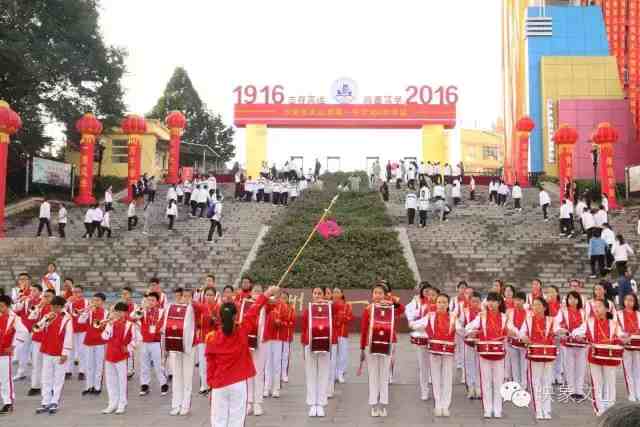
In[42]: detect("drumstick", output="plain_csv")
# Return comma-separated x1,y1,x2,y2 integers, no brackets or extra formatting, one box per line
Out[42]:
357,358,364,376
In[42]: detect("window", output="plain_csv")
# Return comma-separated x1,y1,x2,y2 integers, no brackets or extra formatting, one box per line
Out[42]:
465,147,476,161
482,146,499,161
111,139,128,164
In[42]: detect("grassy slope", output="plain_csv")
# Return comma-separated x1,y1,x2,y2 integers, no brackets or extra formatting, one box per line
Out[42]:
247,172,416,289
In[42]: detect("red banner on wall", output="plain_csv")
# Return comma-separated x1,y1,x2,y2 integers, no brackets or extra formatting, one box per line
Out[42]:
234,103,456,129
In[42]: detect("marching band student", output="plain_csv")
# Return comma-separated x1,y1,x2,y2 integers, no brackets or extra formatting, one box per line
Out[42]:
134,292,168,396
406,282,434,400
460,291,482,399
360,283,405,417
560,291,587,399
195,287,219,395
66,284,88,380
263,179,272,203
618,293,640,402
322,287,339,398
586,282,617,319
507,292,528,389
526,279,544,309
279,291,294,384
149,277,167,308
503,285,515,311
79,292,108,396
12,279,35,382
465,292,513,418
42,263,61,295
568,279,588,307
301,286,331,417
264,289,287,398
518,297,565,420
28,289,54,395
334,288,352,384
0,295,26,414
272,180,281,205
35,296,73,415
119,287,136,379
417,186,429,227
190,185,201,217
545,285,563,384
572,299,625,416
234,276,253,304
450,282,468,378
205,285,280,427
100,302,134,415
405,192,417,225
411,293,459,417
244,284,268,416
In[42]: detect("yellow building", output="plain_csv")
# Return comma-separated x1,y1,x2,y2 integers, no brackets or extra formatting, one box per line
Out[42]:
460,129,504,174
66,119,170,179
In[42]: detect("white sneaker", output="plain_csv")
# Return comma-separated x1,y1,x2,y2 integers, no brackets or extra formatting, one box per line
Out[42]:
246,404,253,415
493,412,502,418
371,406,379,417
466,389,474,399
421,393,430,401
272,389,280,398
262,391,269,398
115,406,126,415
442,408,450,417
178,408,190,416
101,407,116,414
282,376,289,383
338,375,345,384
543,413,552,420
484,412,492,418
434,408,442,417
308,406,317,417
379,406,387,417
316,406,325,417
169,407,180,416
475,387,482,398
253,403,263,416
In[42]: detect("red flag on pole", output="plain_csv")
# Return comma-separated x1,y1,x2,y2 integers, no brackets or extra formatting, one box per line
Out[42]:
317,219,343,240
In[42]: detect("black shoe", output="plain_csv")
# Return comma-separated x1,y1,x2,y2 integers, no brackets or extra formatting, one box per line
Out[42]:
0,404,13,414
65,373,72,380
127,371,135,380
78,373,85,381
48,403,58,414
139,385,150,396
82,388,94,396
92,388,102,395
161,384,169,396
74,361,79,366
167,375,173,383
198,389,208,396
35,405,50,414
27,388,41,396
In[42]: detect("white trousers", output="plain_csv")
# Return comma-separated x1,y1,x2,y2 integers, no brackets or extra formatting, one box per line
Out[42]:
366,351,391,406
589,363,617,415
140,342,167,387
30,342,43,388
67,332,86,374
507,344,528,389
623,351,640,401
281,342,291,380
327,344,337,396
41,354,66,406
265,340,283,394
455,333,464,368
336,337,349,379
304,346,329,406
478,358,505,417
563,346,587,395
416,345,431,399
197,343,208,391
529,360,553,418
105,360,128,410
553,337,564,382
0,355,14,405
430,354,453,411
16,332,32,377
247,346,266,404
464,344,478,390
85,344,105,391
211,380,247,427
170,351,195,412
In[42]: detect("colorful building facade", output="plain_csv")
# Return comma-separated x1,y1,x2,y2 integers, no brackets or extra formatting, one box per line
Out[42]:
460,129,504,174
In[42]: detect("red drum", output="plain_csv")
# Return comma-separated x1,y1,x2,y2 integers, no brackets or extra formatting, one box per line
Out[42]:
562,336,587,348
410,335,428,346
592,344,624,363
476,340,506,359
240,299,258,350
370,304,394,356
625,335,640,351
427,339,455,355
164,304,187,353
527,344,558,362
508,337,526,348
309,303,331,353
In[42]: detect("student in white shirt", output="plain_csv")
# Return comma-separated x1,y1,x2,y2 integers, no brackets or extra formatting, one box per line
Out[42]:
127,200,138,231
594,205,608,229
601,223,616,270
190,185,200,217
405,193,418,225
100,209,112,238
37,197,53,237
90,204,104,238
559,199,573,237
512,182,522,211
207,175,217,193
418,187,430,227
575,197,587,233
166,199,178,231
452,180,462,206
196,185,208,217
183,180,192,206
166,185,177,203
469,176,476,201
290,182,299,203
82,206,94,238
433,182,445,201
497,181,509,206
612,234,635,277
489,180,498,205
104,186,113,212
581,208,596,239
207,199,223,241
263,180,272,203
539,187,551,221
601,194,609,212
176,183,184,204
57,205,67,238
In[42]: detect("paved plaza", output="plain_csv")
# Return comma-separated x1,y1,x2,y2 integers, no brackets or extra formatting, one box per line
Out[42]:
4,335,613,427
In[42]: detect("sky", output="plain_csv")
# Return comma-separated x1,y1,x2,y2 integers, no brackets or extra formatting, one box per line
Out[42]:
97,0,503,170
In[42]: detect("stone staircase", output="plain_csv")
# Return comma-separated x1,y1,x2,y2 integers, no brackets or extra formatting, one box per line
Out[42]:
386,182,640,294
0,184,284,292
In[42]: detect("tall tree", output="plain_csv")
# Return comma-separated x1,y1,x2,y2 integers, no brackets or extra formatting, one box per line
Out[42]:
149,67,235,164
0,0,127,157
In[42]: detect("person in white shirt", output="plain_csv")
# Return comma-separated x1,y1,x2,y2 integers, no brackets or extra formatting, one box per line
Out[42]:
104,186,113,212
418,162,427,183
470,176,476,201
57,205,67,238
559,199,573,237
433,182,445,201
601,194,609,212
100,209,112,238
127,200,138,231
82,206,94,238
594,205,608,229
489,180,498,205
539,187,551,221
196,185,209,217
207,175,217,193
90,204,104,238
190,185,200,216
418,186,430,227
42,262,62,295
612,234,634,277
37,197,53,237
183,180,192,206
601,223,616,270
452,180,462,206
176,182,184,204
405,193,418,225
234,171,242,200
512,182,522,211
575,197,587,234
207,198,223,241
166,185,178,203
443,163,452,184
407,165,417,190
166,199,178,231
263,180,272,203
581,208,596,239
497,181,509,206
290,182,299,203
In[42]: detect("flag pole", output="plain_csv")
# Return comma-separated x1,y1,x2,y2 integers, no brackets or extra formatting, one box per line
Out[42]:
275,194,340,288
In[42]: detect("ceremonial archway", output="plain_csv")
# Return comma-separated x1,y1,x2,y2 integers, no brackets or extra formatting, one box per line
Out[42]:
234,103,457,179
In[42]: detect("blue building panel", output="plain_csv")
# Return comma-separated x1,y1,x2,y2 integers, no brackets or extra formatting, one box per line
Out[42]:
526,6,609,172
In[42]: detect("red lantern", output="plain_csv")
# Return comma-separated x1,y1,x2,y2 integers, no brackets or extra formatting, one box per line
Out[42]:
515,116,535,186
74,113,103,206
592,122,619,144
553,124,579,145
553,124,578,203
0,100,22,238
165,111,187,184
516,116,535,133
121,115,147,202
593,122,618,209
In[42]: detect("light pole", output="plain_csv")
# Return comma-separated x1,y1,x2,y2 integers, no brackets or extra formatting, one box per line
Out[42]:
591,143,599,202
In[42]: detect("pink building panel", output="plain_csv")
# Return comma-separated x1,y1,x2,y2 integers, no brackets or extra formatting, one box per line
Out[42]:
558,99,640,182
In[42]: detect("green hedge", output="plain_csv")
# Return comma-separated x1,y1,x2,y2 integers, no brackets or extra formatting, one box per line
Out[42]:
247,173,416,289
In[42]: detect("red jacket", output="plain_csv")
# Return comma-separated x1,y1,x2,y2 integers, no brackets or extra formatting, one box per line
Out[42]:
425,312,457,342
585,316,623,366
40,313,73,357
339,303,353,338
0,312,21,356
139,307,163,343
359,302,405,350
69,297,89,333
31,304,51,343
82,308,108,346
264,300,286,342
196,302,220,344
331,301,346,344
103,320,133,363
205,294,267,389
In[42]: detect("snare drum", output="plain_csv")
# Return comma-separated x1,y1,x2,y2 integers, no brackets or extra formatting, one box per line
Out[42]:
508,337,526,348
591,343,624,365
527,344,558,362
164,304,187,353
427,339,455,355
410,335,429,346
476,340,506,359
309,303,331,353
625,335,640,351
562,336,587,348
